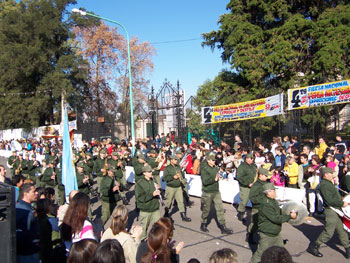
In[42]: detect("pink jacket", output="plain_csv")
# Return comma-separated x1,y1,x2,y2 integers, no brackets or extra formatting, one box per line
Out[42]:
270,173,285,187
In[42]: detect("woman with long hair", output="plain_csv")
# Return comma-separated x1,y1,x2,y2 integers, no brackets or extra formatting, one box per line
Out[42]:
67,239,98,263
101,205,142,263
61,192,96,251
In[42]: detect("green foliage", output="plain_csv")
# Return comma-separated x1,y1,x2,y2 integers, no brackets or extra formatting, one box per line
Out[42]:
0,0,87,129
200,0,350,139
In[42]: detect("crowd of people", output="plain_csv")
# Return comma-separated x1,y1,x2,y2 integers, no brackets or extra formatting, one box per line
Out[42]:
2,132,350,262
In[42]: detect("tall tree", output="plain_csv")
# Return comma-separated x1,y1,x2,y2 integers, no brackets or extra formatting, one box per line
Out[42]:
73,22,156,123
202,0,350,138
0,0,87,129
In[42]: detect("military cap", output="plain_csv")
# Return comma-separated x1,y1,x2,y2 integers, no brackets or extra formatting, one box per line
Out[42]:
245,153,253,159
258,167,269,176
100,149,107,154
76,161,85,168
149,149,157,154
85,152,92,156
169,155,179,160
206,152,216,161
321,167,333,176
108,166,117,173
111,151,118,156
175,149,183,155
263,183,276,193
142,165,153,173
25,154,29,158
30,154,36,159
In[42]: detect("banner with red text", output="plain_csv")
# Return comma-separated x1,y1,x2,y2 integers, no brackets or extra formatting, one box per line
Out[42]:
201,94,283,124
288,80,350,110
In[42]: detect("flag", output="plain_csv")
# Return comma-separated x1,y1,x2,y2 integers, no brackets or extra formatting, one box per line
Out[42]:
62,107,77,198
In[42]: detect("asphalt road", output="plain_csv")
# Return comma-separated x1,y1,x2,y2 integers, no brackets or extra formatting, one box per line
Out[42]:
4,157,349,263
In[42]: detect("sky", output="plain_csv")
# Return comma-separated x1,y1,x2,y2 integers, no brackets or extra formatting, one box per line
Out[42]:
73,0,230,101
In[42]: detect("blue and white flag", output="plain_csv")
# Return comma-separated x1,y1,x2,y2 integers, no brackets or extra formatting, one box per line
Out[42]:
62,107,77,198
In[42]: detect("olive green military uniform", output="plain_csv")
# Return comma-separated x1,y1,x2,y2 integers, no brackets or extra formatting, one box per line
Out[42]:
21,157,30,178
251,196,291,263
237,161,257,213
108,155,127,199
133,158,144,183
55,167,65,205
76,169,93,195
315,179,350,248
248,179,267,234
200,161,226,225
28,159,38,183
7,154,17,176
147,157,161,186
93,156,107,194
135,176,160,240
163,163,185,213
41,167,56,188
100,174,122,224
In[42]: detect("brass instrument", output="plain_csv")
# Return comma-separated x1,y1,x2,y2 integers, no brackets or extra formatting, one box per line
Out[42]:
155,151,166,170
15,159,22,175
102,158,108,176
80,150,86,160
151,176,165,207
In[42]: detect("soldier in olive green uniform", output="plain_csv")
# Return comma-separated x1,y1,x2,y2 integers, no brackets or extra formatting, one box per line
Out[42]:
307,167,350,259
83,152,94,175
93,149,108,194
200,152,233,234
21,154,30,179
13,153,23,176
163,155,191,222
133,153,146,183
28,154,39,183
108,151,128,204
100,167,123,225
236,154,257,221
76,161,93,195
146,150,161,186
247,167,269,244
135,164,161,240
7,151,17,175
41,161,56,188
251,183,296,263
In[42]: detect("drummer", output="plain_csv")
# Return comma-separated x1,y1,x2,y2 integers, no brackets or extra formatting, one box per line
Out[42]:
307,167,350,259
251,183,296,263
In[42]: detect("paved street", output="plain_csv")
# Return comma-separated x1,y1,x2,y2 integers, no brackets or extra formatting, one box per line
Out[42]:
4,157,349,263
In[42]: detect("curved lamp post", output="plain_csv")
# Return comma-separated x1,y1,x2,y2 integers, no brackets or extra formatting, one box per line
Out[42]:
72,8,135,153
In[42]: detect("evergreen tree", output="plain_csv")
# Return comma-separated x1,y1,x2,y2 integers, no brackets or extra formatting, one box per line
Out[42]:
0,0,87,129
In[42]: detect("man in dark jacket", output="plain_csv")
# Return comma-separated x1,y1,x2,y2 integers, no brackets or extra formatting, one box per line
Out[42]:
307,167,350,259
251,183,296,263
135,164,160,240
16,183,40,262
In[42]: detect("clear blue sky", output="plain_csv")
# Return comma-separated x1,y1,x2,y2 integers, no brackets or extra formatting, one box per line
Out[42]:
73,0,229,100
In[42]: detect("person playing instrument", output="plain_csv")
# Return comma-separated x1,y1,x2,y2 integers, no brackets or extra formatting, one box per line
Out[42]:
76,161,93,195
236,153,257,222
307,167,350,259
100,166,123,225
247,167,269,244
41,160,56,189
163,155,191,222
200,152,233,234
176,149,195,207
134,164,161,240
93,149,108,195
251,183,297,263
133,151,147,183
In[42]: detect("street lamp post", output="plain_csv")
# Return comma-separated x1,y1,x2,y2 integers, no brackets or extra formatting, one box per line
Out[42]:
72,8,135,152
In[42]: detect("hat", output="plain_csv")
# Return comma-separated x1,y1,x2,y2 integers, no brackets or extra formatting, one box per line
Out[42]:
175,149,183,155
245,153,253,159
111,151,118,156
85,152,92,156
30,154,36,159
108,167,117,173
142,165,153,173
76,161,85,168
206,152,216,161
149,149,157,154
321,167,333,176
258,168,269,176
263,183,276,193
100,149,107,154
169,155,179,160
